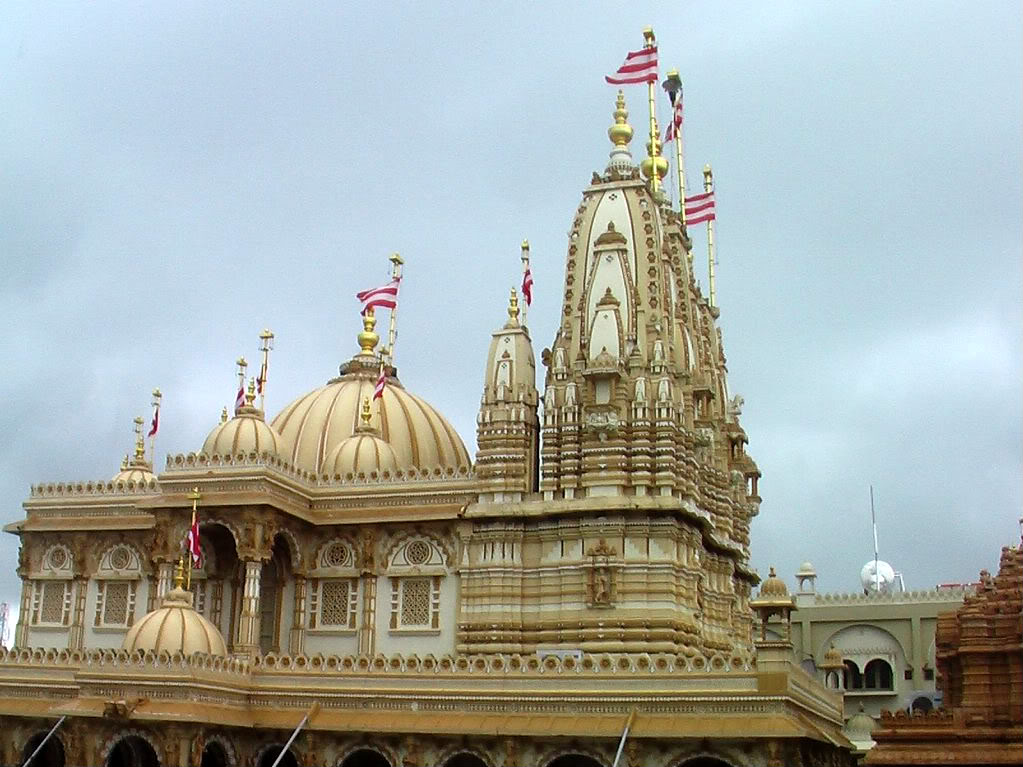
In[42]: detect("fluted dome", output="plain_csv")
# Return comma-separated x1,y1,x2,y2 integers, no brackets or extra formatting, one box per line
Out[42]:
760,567,789,598
112,460,156,485
122,582,227,657
202,404,282,458
271,355,470,476
820,644,844,669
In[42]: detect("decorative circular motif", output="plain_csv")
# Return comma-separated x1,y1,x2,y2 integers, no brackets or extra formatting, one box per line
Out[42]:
405,540,430,565
323,542,351,568
109,546,131,570
48,547,67,570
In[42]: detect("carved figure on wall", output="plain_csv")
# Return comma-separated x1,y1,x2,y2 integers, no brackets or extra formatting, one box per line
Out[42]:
358,530,377,574
553,346,567,376
652,338,665,366
544,386,556,410
658,377,671,402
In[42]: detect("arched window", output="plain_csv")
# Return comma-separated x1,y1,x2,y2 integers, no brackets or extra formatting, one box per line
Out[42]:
339,748,392,767
864,658,894,690
22,731,65,767
843,659,863,690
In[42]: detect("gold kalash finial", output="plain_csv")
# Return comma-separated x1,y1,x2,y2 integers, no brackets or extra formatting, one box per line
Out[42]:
132,416,146,461
640,118,669,186
608,90,633,147
357,310,380,356
507,287,520,325
245,377,257,407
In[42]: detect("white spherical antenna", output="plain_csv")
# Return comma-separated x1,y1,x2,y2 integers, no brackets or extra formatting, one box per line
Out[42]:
861,560,896,593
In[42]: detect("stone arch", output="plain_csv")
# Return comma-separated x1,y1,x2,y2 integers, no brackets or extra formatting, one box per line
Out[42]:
193,732,238,767
254,743,300,767
272,527,303,573
437,745,494,767
821,623,905,691
669,746,753,767
335,745,394,767
21,730,66,767
543,754,606,767
864,657,894,690
201,516,243,554
102,730,161,767
315,536,359,572
676,757,739,767
384,529,454,570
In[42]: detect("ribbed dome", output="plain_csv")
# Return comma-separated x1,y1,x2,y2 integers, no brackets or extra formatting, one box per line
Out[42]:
111,463,157,485
323,432,399,479
271,357,470,476
760,567,789,598
821,644,844,669
122,585,227,657
202,405,282,458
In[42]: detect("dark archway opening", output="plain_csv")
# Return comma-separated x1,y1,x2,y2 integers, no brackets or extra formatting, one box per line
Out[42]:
256,746,298,767
843,659,863,690
546,756,605,767
198,521,240,648
339,748,393,767
200,741,229,767
106,736,160,767
21,731,66,767
677,758,737,767
864,658,894,690
911,695,934,713
444,753,489,767
258,534,292,654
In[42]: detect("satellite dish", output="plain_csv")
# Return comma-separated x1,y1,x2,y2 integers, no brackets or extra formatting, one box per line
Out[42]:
861,560,896,593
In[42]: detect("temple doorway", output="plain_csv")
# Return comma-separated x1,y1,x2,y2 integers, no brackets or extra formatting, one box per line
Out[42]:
105,736,160,767
338,748,392,767
200,741,230,767
255,746,298,767
21,731,65,767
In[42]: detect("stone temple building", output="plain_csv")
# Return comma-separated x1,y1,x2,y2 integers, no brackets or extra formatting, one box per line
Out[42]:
0,92,855,767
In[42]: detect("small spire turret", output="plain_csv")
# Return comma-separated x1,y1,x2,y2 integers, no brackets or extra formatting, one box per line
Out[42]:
133,416,146,461
607,90,635,174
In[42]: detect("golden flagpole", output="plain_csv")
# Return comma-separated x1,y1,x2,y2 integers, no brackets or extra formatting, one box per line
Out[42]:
384,253,404,370
642,27,659,196
704,164,717,308
662,70,686,226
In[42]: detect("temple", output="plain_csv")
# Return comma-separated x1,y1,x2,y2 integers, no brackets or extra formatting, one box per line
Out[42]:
0,89,855,767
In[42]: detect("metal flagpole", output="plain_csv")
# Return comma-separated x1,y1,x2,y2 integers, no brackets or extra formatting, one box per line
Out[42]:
662,70,686,227
704,164,717,308
21,716,66,767
149,388,162,466
187,487,201,590
385,253,404,369
520,240,530,329
236,357,248,413
870,485,879,592
611,709,637,767
642,27,659,196
269,702,321,767
258,329,274,412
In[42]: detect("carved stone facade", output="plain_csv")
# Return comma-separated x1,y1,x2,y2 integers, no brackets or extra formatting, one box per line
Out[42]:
867,543,1023,765
0,91,854,767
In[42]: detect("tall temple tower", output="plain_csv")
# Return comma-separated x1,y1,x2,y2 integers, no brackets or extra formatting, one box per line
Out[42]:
462,92,762,657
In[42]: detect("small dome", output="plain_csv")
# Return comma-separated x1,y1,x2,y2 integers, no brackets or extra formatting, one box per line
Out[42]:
112,461,156,485
760,566,789,598
322,426,400,480
122,583,227,657
843,704,878,751
797,561,817,577
821,644,844,669
202,405,282,458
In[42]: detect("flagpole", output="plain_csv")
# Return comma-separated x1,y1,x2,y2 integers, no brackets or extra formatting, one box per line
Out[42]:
235,357,248,414
269,702,321,767
258,329,274,412
385,253,404,369
20,716,66,767
520,240,530,328
704,164,717,308
611,709,638,767
642,27,659,196
149,388,161,467
187,487,201,590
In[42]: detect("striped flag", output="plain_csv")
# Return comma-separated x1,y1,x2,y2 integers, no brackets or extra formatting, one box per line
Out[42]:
664,92,683,143
373,370,386,400
147,403,160,438
684,191,716,225
521,266,533,306
605,47,658,85
234,385,245,413
356,278,400,315
256,360,267,395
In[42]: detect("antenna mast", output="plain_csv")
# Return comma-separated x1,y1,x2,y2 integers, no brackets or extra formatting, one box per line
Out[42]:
870,485,880,593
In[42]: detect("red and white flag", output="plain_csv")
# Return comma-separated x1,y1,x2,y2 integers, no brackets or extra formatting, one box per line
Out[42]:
356,278,400,315
373,370,387,400
605,46,658,85
664,93,683,143
234,385,245,412
185,515,201,568
256,361,267,395
684,191,716,225
521,267,533,306
147,404,160,438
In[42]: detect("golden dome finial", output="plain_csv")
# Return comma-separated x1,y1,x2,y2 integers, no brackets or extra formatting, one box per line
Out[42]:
608,90,633,148
360,396,372,426
132,416,146,460
508,287,520,323
173,557,186,590
220,406,229,424
357,309,380,356
245,378,257,407
640,117,669,183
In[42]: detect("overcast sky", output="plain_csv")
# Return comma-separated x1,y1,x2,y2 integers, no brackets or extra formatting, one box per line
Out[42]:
1,1,1019,617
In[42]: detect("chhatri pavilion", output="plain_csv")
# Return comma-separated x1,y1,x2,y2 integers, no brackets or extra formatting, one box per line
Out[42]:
0,86,855,767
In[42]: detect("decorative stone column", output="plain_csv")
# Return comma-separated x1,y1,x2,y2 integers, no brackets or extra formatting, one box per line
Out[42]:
358,574,377,656
289,576,307,655
235,560,262,655
67,576,88,650
14,579,32,647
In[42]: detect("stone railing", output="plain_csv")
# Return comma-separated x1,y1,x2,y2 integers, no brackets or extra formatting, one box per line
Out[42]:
29,479,160,498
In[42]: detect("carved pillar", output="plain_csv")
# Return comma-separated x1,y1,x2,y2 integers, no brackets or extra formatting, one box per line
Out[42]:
14,579,31,646
289,576,307,655
235,560,262,655
358,574,377,655
157,562,174,600
67,576,88,650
